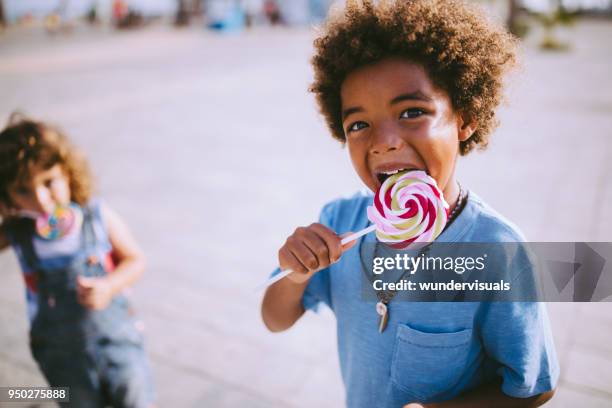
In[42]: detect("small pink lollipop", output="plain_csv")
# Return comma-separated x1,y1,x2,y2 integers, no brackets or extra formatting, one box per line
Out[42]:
35,203,82,240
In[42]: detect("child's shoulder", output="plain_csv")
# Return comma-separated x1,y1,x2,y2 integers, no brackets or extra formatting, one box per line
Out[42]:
84,197,106,219
318,189,529,243
319,190,372,232
464,191,528,243
445,191,538,288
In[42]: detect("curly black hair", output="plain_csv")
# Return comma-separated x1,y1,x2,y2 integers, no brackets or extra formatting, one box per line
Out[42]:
310,0,518,155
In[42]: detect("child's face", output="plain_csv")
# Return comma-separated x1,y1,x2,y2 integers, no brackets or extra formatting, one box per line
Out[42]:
340,58,474,198
8,164,71,216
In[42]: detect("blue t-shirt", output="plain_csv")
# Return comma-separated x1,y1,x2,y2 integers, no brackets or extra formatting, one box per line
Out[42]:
273,190,559,407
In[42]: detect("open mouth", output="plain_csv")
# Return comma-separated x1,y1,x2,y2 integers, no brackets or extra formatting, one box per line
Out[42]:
375,167,419,185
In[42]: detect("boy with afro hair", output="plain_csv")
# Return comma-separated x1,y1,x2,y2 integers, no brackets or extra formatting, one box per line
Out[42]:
262,1,559,406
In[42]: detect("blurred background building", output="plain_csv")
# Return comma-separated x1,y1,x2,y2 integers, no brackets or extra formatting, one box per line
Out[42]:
1,0,611,29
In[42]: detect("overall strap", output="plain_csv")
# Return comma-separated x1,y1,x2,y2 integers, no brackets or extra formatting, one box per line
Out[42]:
78,202,108,279
4,218,40,271
80,204,99,252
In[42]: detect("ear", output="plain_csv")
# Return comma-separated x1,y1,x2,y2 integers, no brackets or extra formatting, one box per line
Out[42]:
457,112,476,142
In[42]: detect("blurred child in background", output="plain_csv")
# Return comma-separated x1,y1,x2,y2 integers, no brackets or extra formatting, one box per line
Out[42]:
0,115,156,408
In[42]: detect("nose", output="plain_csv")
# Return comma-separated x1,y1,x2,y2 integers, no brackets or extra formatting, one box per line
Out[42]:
33,185,54,215
370,122,404,155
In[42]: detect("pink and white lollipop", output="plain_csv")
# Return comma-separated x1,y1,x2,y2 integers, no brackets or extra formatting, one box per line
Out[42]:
260,170,449,289
367,170,449,249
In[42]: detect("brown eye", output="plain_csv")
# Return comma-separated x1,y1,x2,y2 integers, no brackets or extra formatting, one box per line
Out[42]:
14,186,30,196
400,108,425,119
348,121,368,133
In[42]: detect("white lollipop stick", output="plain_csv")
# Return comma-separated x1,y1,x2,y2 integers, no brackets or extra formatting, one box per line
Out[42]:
258,224,376,291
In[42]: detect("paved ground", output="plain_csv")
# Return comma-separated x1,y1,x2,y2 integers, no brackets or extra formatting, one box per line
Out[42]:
0,17,611,407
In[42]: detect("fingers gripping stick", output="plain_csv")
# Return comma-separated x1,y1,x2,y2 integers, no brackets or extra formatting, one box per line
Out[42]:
257,225,376,291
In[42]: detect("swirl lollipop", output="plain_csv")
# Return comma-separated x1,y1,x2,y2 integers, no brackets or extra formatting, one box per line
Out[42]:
259,170,449,289
36,203,82,240
367,170,449,249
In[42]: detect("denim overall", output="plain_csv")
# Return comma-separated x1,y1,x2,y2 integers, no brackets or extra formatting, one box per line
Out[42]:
7,204,154,408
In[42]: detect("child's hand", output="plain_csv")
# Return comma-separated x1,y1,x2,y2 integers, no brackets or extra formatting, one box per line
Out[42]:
279,223,356,284
76,276,115,310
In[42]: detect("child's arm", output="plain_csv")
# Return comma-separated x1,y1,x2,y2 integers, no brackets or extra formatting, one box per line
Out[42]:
261,274,310,332
76,204,146,310
261,223,355,332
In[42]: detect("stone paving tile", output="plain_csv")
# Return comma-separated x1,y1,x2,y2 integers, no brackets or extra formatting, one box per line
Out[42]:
0,357,54,408
548,384,612,408
570,305,612,358
143,311,310,405
133,276,339,360
545,304,579,370
595,158,612,242
0,304,39,377
151,356,279,408
0,401,57,408
0,355,46,390
292,356,345,408
563,346,612,397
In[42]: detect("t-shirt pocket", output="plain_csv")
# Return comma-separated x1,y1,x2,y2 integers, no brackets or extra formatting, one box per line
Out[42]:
390,324,474,402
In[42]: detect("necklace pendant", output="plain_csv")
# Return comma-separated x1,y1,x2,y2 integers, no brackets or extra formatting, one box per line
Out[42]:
376,301,389,333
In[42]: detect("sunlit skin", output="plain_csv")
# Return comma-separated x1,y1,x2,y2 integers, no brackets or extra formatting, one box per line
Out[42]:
0,164,146,312
341,57,475,212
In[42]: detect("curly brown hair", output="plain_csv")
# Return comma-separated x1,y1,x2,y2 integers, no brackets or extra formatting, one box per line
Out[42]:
0,113,93,215
310,0,518,155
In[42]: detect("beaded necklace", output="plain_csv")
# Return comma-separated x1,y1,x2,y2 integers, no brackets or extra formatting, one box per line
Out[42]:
360,182,467,333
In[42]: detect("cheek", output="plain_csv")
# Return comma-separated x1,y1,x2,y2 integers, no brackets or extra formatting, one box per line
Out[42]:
347,140,376,186
408,122,459,187
347,140,368,172
347,141,360,164
399,118,455,160
416,116,457,142
52,179,72,203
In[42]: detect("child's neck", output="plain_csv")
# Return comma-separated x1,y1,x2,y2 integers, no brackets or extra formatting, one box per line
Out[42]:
443,175,462,214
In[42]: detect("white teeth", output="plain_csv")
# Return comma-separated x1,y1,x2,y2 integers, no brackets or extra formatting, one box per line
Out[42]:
381,168,406,175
